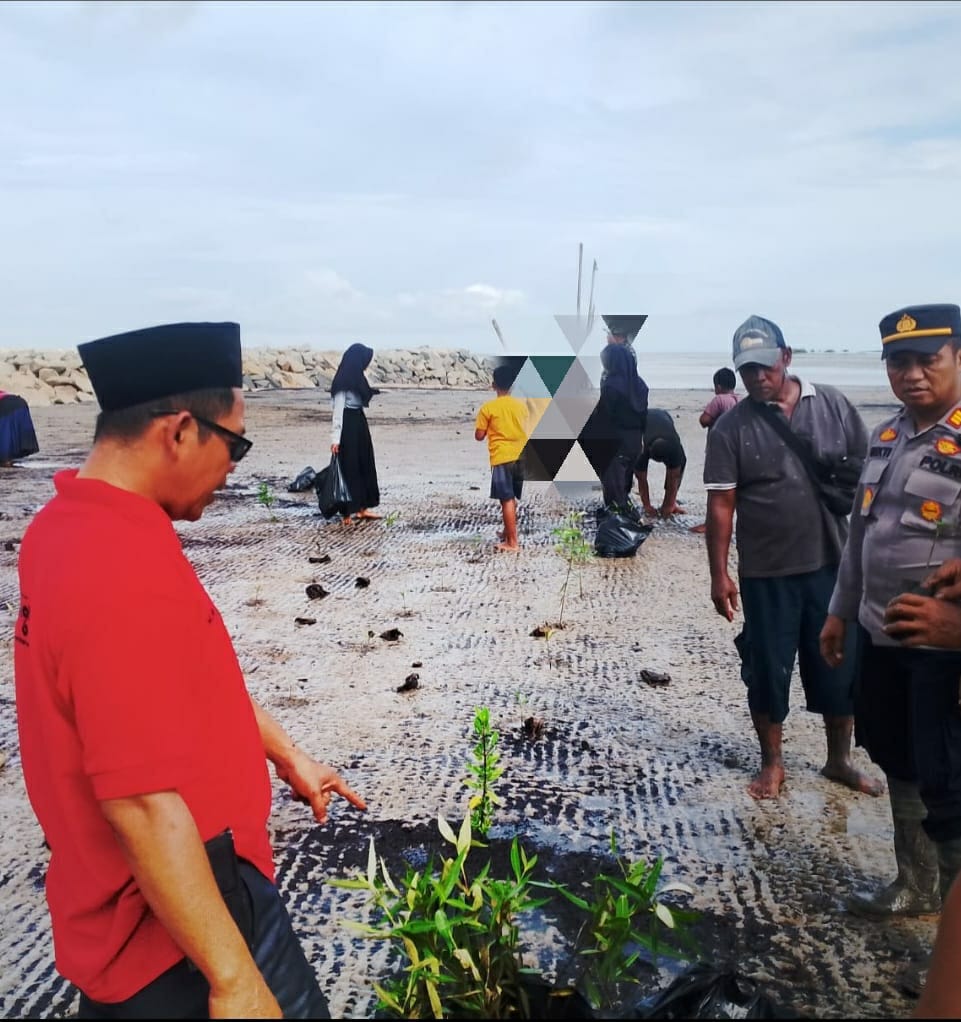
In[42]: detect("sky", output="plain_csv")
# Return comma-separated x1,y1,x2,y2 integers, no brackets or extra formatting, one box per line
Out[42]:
3,0,961,356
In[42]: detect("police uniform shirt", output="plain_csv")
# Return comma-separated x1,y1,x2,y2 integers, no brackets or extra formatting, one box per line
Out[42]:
829,402,961,646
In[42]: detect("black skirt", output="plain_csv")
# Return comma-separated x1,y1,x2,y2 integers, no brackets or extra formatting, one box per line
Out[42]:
340,407,380,514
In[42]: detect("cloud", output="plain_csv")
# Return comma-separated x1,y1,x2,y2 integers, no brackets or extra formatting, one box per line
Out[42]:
303,269,365,303
2,2,961,351
396,284,525,320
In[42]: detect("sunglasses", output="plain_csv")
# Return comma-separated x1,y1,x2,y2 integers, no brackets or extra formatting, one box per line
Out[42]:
150,410,253,463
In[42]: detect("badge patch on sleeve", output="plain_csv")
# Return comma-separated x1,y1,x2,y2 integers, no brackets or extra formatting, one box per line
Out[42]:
936,438,961,457
862,487,874,513
949,407,961,429
921,500,944,522
879,427,898,442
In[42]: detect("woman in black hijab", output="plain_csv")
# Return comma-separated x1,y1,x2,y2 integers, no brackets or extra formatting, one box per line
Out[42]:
330,343,381,522
594,343,648,511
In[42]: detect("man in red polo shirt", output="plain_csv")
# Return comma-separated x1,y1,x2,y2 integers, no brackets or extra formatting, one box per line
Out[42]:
14,322,365,1019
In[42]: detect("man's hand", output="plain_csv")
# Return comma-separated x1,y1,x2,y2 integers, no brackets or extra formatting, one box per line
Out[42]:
819,613,847,667
251,700,367,824
100,791,281,1019
883,592,961,648
923,559,961,601
711,572,739,622
276,752,367,825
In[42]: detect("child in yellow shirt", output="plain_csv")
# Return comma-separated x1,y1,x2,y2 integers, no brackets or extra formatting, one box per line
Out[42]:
474,365,529,551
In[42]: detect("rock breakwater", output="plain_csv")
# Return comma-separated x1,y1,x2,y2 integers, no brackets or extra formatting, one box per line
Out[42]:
0,347,495,407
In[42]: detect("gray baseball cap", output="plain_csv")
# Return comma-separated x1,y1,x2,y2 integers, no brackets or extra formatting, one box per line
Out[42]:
732,315,787,371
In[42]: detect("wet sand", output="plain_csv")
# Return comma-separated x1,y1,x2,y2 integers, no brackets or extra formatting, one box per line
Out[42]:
0,383,928,1018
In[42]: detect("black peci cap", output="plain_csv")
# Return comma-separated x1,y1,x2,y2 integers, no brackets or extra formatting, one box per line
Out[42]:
78,322,243,411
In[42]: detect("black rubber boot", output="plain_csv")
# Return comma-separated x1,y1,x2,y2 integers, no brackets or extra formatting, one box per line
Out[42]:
896,838,961,998
847,777,941,918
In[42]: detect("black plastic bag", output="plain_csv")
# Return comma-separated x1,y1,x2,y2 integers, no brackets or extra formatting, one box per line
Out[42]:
288,466,318,492
594,508,652,558
316,454,352,519
635,963,795,1019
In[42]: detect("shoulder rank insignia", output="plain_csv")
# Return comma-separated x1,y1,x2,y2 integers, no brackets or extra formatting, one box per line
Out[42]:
949,407,961,429
921,500,944,522
879,427,898,442
897,313,918,333
937,437,961,457
862,487,874,513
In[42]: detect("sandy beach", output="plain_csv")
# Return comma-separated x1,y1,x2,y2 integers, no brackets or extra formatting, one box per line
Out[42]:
0,380,929,1019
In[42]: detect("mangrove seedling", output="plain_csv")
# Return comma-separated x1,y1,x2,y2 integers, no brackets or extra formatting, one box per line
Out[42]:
917,510,951,593
529,623,557,669
550,829,697,1011
551,511,593,626
466,706,504,838
332,811,549,1019
257,481,278,521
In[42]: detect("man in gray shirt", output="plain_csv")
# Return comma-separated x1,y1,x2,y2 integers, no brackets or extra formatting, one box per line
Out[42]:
704,315,883,801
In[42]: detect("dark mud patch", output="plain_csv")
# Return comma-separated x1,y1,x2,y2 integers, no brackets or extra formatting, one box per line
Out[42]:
271,694,312,710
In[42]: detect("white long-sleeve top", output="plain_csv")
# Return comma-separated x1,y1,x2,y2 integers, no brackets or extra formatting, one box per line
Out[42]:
330,390,364,445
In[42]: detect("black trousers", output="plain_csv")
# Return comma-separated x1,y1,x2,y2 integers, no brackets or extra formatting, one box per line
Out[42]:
857,627,961,842
600,430,642,508
76,863,330,1020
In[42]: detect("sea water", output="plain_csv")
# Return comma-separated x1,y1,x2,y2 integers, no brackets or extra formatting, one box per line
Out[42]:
633,349,888,391
472,348,889,392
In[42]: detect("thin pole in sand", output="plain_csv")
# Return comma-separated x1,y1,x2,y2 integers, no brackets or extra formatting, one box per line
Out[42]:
576,242,583,319
587,259,598,331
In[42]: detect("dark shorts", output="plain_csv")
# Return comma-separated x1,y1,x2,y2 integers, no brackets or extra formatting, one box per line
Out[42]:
736,565,855,724
855,629,961,842
77,862,330,1019
490,460,523,502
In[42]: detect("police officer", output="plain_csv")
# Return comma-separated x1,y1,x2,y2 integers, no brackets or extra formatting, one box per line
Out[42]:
821,303,961,926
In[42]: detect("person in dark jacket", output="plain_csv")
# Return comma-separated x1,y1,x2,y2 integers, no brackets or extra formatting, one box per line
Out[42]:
594,343,649,510
329,343,382,523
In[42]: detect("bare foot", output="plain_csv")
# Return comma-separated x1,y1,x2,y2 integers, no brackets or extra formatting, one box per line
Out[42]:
747,764,785,800
341,516,354,526
495,542,520,552
689,523,707,534
821,762,885,796
356,510,382,520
